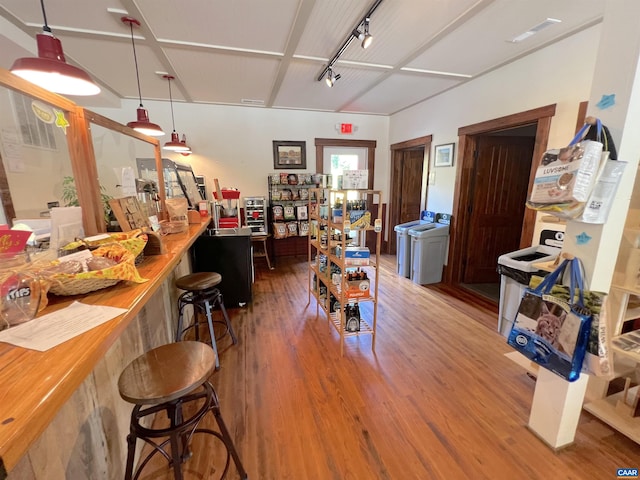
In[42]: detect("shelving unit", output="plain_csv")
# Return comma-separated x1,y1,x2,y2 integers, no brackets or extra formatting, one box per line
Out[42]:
268,173,319,256
307,187,382,355
244,196,267,235
582,167,640,444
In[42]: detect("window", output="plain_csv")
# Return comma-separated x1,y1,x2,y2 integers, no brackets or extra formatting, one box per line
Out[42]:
11,91,57,150
324,147,367,198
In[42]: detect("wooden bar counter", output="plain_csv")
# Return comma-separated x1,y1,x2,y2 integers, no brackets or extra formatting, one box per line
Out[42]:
0,219,210,479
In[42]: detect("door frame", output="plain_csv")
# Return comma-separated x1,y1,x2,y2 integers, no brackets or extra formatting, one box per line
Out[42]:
445,104,556,284
315,138,376,189
388,135,432,254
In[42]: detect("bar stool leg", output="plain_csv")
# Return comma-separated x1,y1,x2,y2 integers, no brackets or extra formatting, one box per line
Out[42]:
214,291,238,345
261,237,273,270
176,295,186,342
168,403,185,480
207,382,248,480
124,426,138,480
204,300,221,370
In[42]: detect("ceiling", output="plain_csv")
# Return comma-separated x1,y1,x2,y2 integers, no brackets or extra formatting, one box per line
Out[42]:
0,0,604,115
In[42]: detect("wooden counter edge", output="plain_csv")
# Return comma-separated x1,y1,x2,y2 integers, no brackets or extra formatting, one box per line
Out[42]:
0,218,210,473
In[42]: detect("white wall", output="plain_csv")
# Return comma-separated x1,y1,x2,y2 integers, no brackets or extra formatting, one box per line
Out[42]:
389,24,602,217
93,102,390,204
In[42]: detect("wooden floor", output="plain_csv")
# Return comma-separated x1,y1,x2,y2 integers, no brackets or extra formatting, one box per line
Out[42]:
139,254,639,480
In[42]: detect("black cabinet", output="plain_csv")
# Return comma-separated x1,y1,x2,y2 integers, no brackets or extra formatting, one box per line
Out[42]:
191,228,253,306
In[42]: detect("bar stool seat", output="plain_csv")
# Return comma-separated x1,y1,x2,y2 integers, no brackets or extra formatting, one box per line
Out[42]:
175,272,237,370
176,271,223,292
118,341,248,479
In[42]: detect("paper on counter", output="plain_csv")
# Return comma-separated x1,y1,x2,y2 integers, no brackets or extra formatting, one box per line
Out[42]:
0,301,127,351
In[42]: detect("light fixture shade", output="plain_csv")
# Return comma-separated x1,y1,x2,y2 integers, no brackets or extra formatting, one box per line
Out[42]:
163,131,191,152
361,18,373,49
180,134,192,156
325,69,341,87
11,33,100,96
361,32,373,49
127,107,165,136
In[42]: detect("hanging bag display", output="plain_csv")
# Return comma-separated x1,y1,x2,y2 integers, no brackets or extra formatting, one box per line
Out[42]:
526,260,612,378
527,119,606,220
507,257,592,382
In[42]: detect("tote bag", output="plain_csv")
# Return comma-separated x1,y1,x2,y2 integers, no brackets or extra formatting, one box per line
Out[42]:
527,120,606,219
507,258,592,382
528,264,611,378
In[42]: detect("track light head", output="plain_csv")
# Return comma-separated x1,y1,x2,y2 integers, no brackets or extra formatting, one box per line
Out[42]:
325,68,341,87
361,18,373,49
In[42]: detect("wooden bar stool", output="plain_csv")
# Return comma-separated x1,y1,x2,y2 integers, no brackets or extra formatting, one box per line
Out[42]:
175,272,237,370
251,234,273,270
118,341,248,480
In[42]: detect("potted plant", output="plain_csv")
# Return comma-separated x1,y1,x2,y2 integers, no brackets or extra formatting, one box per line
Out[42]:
61,176,113,226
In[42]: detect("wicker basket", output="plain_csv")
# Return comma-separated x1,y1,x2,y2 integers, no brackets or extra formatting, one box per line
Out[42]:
48,276,120,296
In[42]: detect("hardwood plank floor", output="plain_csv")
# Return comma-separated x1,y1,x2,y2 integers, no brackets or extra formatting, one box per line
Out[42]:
138,254,639,480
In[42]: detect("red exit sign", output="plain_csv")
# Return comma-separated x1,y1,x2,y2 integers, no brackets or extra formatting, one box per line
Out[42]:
340,123,353,134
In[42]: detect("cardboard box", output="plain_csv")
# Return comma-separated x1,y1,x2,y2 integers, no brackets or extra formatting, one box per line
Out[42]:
345,278,370,299
344,247,370,266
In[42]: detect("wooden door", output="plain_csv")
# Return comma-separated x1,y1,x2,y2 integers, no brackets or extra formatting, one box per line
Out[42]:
399,149,424,223
388,147,425,253
463,135,534,284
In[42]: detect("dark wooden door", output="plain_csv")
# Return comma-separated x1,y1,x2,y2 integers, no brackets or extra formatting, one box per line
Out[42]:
463,135,534,284
389,148,424,253
399,149,424,223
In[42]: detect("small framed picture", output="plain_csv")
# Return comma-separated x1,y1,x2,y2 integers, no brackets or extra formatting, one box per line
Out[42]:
434,143,455,167
273,141,306,170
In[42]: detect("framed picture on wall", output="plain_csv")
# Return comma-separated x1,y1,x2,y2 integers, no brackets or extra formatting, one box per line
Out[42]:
273,141,306,169
434,143,455,167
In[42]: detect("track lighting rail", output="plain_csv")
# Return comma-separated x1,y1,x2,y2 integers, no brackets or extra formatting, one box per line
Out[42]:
316,0,384,83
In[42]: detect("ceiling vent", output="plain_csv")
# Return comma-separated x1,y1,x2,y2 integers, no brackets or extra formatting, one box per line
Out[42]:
509,18,561,43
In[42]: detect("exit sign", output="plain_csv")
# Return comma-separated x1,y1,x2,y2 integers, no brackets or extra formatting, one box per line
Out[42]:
340,123,353,134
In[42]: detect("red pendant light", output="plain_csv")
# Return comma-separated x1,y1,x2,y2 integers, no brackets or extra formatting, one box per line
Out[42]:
122,16,164,137
180,134,192,156
10,0,100,96
162,75,190,152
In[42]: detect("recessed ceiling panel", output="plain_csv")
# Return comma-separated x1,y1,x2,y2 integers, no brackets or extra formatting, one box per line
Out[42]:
295,0,370,59
273,59,387,112
57,34,170,100
136,0,299,52
302,0,482,66
0,0,131,34
342,73,462,115
407,0,604,76
164,47,281,105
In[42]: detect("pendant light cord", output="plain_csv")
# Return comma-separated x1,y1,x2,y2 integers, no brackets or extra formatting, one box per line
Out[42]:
167,77,176,132
40,0,51,32
128,22,143,107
